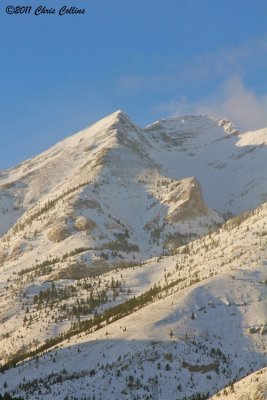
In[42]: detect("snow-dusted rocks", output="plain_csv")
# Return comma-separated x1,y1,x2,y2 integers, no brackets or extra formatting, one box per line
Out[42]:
74,216,96,232
47,223,71,243
165,177,209,222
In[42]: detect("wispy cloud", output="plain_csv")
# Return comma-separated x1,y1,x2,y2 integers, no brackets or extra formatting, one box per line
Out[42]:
117,34,267,93
116,34,267,131
182,34,267,84
154,77,267,131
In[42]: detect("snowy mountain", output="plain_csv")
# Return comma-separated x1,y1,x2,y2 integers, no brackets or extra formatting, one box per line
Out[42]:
210,368,266,400
0,110,266,399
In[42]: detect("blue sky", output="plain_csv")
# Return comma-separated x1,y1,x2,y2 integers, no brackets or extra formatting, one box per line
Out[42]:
0,0,266,168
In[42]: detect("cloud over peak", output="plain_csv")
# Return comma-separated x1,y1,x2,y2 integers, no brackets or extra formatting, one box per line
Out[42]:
155,77,267,132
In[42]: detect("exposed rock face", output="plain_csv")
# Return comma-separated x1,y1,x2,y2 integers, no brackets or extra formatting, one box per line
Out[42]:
182,360,219,373
74,216,96,231
47,224,70,243
166,177,209,222
73,198,101,210
9,241,27,260
0,251,7,264
218,118,239,135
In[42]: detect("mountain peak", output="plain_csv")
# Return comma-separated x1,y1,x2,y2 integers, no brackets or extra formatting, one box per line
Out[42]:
111,109,136,128
101,109,132,125
113,109,127,118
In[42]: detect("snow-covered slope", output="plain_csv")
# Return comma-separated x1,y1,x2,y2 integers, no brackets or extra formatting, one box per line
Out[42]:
210,368,267,400
0,200,266,399
145,116,267,214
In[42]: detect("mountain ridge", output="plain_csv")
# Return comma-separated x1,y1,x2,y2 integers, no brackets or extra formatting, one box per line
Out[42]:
0,110,266,236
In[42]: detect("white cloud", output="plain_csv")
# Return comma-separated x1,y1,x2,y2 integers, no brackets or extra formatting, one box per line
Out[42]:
197,77,267,131
155,77,267,131
117,34,267,93
182,35,267,85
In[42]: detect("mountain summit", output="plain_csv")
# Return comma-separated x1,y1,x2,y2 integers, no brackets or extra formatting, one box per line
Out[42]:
0,112,266,260
0,111,266,236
